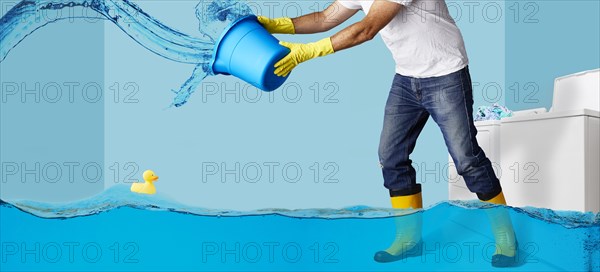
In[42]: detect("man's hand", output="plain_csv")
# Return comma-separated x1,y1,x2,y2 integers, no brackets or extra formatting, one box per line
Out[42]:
257,16,295,34
274,38,335,77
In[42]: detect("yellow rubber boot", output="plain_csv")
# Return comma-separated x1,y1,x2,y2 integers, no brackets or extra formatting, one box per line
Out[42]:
482,191,518,267
485,191,507,205
391,192,423,209
374,192,423,263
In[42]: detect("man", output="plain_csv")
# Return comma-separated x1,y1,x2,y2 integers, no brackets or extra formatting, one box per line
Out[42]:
258,0,517,267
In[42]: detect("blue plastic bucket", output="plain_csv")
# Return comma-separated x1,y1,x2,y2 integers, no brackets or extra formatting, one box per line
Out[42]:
210,15,290,92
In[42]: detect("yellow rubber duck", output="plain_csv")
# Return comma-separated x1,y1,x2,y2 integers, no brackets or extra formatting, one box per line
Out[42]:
130,170,159,195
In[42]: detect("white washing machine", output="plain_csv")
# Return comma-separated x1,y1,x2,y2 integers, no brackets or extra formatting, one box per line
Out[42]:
500,109,599,212
500,69,599,212
448,69,600,212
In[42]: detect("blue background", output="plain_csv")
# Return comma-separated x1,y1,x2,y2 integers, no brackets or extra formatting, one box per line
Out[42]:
1,1,599,271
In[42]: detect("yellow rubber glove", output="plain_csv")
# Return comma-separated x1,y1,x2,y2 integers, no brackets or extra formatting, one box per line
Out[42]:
274,38,335,77
257,16,295,34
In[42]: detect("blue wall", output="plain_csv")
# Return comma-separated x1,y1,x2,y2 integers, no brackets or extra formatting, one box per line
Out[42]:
505,0,600,111
101,0,510,209
0,2,105,202
1,0,598,209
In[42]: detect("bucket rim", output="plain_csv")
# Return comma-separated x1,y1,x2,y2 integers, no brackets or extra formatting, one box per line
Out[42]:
209,15,258,75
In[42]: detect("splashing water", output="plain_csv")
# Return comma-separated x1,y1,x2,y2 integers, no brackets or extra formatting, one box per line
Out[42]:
175,0,253,106
5,185,600,225
0,0,253,106
1,186,599,271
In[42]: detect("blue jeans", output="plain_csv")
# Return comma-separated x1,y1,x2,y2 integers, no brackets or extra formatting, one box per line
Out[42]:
378,66,502,201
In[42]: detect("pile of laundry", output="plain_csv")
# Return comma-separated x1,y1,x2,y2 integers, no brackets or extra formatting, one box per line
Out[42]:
474,103,513,121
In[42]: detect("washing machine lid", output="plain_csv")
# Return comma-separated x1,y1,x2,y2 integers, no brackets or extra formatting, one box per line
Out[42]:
473,120,502,126
552,68,599,113
501,108,600,123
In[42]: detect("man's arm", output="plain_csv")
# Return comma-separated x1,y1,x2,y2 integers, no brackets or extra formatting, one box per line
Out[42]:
272,1,403,77
257,1,357,34
292,1,359,34
330,1,402,51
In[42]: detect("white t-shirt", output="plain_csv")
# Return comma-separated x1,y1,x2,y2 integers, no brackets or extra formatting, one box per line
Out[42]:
338,0,468,78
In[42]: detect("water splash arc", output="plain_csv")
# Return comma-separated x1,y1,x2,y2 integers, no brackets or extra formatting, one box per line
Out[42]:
0,0,253,106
